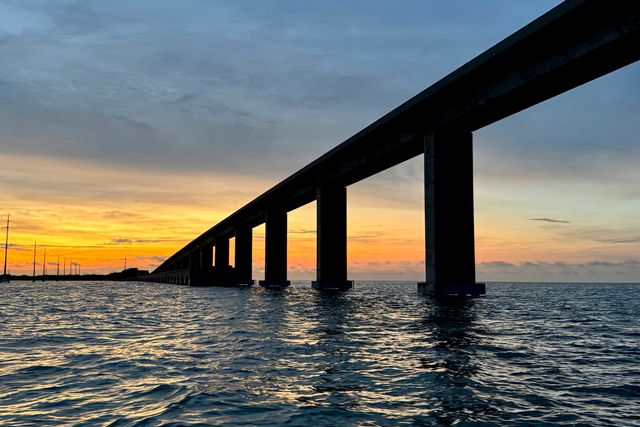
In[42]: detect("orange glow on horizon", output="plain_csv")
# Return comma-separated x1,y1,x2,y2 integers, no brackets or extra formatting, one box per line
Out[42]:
2,153,636,281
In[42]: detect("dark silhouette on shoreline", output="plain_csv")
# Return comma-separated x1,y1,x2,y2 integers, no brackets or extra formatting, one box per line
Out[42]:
4,267,149,282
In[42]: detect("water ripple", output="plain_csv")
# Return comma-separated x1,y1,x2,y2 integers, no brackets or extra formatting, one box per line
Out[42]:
1,281,639,425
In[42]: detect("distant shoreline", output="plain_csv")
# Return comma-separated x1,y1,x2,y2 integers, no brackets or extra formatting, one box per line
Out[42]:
3,268,149,282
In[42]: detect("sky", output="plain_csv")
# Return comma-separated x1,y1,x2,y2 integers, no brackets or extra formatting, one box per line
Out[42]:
0,0,638,282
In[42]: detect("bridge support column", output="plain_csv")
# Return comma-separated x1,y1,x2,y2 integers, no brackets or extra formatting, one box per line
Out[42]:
188,250,200,286
312,185,352,290
189,243,213,286
418,131,485,296
201,243,213,269
235,226,253,285
215,238,229,268
259,210,290,288
213,237,233,284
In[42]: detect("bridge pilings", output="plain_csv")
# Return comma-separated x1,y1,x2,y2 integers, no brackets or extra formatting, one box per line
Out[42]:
259,210,290,288
201,243,213,270
418,131,485,297
235,225,254,285
312,185,353,290
140,230,253,287
214,237,229,270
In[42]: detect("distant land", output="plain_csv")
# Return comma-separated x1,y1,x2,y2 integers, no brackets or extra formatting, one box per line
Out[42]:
4,268,149,282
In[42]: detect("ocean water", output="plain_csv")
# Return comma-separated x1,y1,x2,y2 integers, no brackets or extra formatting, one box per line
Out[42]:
0,281,639,426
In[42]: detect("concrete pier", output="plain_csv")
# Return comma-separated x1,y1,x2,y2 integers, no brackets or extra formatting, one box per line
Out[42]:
188,250,199,285
259,210,290,288
235,225,254,285
214,238,229,268
201,244,213,269
188,243,213,285
211,237,234,284
312,185,353,290
419,131,485,297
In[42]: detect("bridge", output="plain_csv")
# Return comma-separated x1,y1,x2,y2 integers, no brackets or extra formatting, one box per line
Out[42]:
142,1,640,295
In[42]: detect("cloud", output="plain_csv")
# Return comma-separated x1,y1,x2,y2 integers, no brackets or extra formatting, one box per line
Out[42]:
529,218,570,224
481,261,516,268
101,211,146,220
583,260,640,268
289,228,316,235
478,259,640,282
553,226,640,246
0,0,565,181
593,237,640,244
110,238,132,245
107,238,184,246
6,243,31,251
8,243,103,249
134,255,168,263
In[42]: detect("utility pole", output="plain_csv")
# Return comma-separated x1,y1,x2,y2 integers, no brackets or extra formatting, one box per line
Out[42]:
42,246,46,280
63,257,66,276
57,255,60,277
124,257,127,270
32,242,36,282
3,214,8,280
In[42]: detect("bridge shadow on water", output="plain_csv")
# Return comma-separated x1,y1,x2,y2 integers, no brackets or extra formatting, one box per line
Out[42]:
413,297,493,424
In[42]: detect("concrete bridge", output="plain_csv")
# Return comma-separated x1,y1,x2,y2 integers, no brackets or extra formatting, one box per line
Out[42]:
143,1,640,295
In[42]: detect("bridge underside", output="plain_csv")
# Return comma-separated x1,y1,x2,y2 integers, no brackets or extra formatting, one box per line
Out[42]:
144,1,640,296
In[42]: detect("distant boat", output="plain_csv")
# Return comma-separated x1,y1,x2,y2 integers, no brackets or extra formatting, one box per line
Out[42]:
1,214,9,283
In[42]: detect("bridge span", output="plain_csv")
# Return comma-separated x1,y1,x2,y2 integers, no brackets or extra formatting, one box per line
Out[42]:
143,1,640,295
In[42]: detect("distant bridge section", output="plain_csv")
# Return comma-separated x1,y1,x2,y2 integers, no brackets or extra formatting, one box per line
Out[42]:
143,1,640,295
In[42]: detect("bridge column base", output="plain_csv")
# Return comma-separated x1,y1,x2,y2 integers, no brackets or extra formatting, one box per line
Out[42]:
312,280,353,290
418,282,485,297
259,279,290,289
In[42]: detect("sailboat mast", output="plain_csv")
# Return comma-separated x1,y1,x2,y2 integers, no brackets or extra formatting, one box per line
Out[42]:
3,214,8,277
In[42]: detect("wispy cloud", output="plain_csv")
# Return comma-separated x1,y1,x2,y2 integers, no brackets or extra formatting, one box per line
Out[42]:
478,259,640,282
289,228,315,235
529,218,570,224
107,238,182,246
553,226,640,245
9,243,104,249
594,237,640,244
481,261,516,268
134,255,167,263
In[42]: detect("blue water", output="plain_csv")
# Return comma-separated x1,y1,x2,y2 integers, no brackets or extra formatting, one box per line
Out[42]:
1,281,639,426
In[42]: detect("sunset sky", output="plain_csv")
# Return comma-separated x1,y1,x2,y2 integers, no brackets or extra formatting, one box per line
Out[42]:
1,0,638,282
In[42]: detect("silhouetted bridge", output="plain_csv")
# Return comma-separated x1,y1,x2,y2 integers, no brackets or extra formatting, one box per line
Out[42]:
143,1,640,295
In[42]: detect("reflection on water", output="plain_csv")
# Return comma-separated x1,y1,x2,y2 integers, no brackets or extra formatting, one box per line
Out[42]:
1,280,640,425
418,298,491,424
